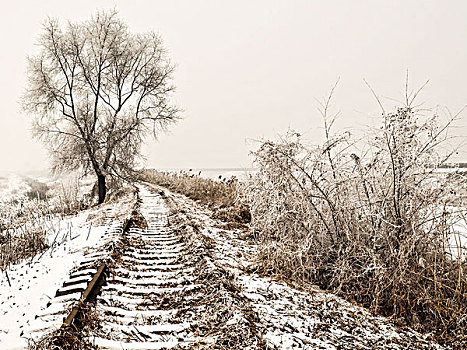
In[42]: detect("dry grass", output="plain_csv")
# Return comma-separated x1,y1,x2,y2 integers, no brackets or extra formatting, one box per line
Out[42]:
0,227,48,270
28,304,100,350
0,177,89,271
140,170,251,226
243,105,467,347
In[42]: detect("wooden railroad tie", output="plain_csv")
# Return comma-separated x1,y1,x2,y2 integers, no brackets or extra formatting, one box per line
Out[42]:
62,263,107,329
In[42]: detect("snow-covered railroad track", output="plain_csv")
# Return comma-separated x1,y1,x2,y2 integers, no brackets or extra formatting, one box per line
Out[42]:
92,186,210,349
23,186,211,349
25,221,124,342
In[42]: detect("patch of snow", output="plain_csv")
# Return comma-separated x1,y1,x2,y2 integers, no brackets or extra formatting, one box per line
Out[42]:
0,201,131,349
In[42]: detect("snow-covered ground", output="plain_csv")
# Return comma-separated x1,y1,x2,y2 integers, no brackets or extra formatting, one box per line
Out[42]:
157,184,447,349
0,190,135,349
0,214,106,348
0,180,455,349
0,174,31,203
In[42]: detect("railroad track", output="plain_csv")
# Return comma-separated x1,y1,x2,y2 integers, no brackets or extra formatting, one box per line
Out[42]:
28,185,258,349
25,220,123,341
23,184,447,350
92,186,203,349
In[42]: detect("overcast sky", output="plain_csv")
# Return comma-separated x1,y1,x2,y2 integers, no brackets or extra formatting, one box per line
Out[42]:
1,0,467,173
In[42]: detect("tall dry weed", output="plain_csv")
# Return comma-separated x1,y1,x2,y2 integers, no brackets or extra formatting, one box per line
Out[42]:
0,175,91,271
140,170,250,225
243,98,467,345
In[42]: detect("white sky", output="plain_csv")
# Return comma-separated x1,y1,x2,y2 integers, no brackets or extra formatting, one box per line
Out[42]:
1,0,467,173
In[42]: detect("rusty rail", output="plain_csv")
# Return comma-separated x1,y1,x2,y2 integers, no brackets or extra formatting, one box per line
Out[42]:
61,218,133,329
62,263,107,328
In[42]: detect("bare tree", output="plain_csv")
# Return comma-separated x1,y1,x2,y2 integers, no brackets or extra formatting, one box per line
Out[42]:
23,10,180,203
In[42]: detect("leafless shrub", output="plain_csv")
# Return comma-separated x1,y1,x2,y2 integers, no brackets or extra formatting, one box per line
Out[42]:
243,82,467,345
25,178,50,201
52,177,88,215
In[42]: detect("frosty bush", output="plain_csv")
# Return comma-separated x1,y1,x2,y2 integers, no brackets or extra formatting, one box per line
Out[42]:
244,102,467,344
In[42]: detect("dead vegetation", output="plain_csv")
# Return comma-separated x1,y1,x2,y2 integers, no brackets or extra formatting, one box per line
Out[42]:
25,178,51,201
28,304,100,350
242,82,467,347
152,190,267,349
140,170,251,227
0,176,95,273
0,227,48,270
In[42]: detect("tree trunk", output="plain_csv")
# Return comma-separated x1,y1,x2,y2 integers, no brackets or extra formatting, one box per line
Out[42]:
97,174,106,204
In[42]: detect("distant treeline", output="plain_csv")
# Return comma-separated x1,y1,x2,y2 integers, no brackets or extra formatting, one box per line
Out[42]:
438,162,467,168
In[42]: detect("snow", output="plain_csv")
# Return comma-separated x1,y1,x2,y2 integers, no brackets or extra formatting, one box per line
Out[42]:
93,337,178,349
0,181,451,349
0,193,134,349
160,185,447,349
0,174,30,203
101,283,201,295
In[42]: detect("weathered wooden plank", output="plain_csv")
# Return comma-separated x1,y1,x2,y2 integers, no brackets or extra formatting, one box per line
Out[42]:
62,263,107,328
